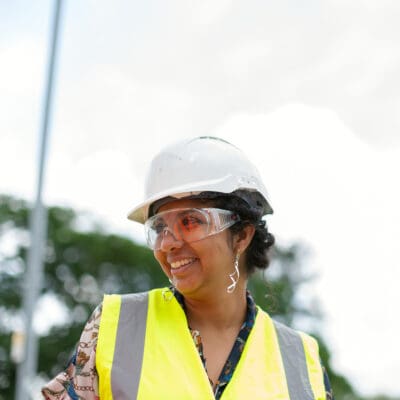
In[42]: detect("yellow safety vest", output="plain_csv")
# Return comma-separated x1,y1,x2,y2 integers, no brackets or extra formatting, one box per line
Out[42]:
96,288,326,399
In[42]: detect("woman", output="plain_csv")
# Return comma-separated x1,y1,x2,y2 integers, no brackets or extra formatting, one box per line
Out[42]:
42,136,334,399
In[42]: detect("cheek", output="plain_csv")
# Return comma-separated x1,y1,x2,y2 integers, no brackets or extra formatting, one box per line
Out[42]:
154,251,171,277
197,236,233,265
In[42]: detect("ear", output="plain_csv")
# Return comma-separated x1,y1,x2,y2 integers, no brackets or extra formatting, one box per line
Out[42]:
233,224,256,254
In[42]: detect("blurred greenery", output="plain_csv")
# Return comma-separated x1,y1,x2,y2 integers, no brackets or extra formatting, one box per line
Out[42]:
0,194,398,399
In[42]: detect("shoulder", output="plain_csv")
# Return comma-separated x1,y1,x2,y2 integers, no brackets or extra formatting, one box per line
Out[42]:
256,311,329,398
103,290,151,303
119,290,150,303
84,302,102,333
101,291,151,315
255,308,321,357
41,304,103,399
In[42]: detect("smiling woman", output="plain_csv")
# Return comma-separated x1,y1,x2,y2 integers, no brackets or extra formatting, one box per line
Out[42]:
42,136,334,399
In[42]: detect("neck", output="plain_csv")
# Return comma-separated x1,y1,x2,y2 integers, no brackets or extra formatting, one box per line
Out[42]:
182,284,247,331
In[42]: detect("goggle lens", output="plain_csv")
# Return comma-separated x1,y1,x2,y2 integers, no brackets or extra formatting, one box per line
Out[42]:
144,208,240,250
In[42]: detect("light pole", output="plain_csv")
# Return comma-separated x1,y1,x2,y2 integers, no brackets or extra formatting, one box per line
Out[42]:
15,1,64,398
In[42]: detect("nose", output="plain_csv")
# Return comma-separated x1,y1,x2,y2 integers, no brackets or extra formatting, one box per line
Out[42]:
158,227,183,251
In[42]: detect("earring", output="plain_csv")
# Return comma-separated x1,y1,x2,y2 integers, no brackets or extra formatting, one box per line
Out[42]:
227,252,240,293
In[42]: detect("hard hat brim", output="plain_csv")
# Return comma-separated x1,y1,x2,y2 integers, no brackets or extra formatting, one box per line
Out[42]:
127,175,273,224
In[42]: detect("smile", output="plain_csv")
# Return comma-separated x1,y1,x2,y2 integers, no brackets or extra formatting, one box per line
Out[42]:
170,258,197,269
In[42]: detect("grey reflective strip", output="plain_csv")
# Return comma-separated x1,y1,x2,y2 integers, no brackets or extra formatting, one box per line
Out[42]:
111,292,149,399
273,320,314,400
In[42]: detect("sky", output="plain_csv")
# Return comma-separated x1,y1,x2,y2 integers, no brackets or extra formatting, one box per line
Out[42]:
1,0,400,396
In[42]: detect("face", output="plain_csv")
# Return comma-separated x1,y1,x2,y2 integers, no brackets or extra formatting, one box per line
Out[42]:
152,198,238,298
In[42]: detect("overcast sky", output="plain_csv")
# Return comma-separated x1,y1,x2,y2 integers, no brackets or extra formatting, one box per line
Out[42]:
1,0,400,396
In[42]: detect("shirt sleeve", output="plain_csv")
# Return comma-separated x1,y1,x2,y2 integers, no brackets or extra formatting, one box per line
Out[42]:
41,304,102,400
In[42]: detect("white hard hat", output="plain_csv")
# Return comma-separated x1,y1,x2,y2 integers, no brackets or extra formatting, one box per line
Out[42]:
128,136,273,223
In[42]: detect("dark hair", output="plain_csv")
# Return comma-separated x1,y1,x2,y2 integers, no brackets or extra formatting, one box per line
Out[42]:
211,194,275,275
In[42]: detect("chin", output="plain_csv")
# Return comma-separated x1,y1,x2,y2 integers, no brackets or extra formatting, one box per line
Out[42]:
172,277,198,295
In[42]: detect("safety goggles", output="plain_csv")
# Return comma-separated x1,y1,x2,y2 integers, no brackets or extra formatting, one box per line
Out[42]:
144,207,240,250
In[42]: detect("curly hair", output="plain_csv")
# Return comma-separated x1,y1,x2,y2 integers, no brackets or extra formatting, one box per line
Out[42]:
211,194,275,275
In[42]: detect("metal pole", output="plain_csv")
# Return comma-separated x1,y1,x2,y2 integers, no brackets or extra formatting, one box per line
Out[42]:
15,1,64,398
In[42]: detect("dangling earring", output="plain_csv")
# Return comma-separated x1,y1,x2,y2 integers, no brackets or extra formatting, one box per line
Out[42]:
227,252,240,293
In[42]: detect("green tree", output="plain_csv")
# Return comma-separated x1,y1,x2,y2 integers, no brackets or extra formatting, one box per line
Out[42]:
0,195,167,398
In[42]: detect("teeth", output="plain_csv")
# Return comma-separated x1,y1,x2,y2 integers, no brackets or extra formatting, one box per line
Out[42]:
170,258,195,269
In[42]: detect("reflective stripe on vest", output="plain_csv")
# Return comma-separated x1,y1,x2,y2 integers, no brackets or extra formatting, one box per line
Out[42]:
97,289,326,399
97,292,148,399
273,320,314,400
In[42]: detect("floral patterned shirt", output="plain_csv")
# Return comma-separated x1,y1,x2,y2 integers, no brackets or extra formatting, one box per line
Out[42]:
42,290,334,399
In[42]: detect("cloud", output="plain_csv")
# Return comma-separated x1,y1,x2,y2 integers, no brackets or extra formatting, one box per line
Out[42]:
98,0,400,147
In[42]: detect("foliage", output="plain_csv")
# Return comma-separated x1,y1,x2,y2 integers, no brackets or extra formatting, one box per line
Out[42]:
0,195,167,398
